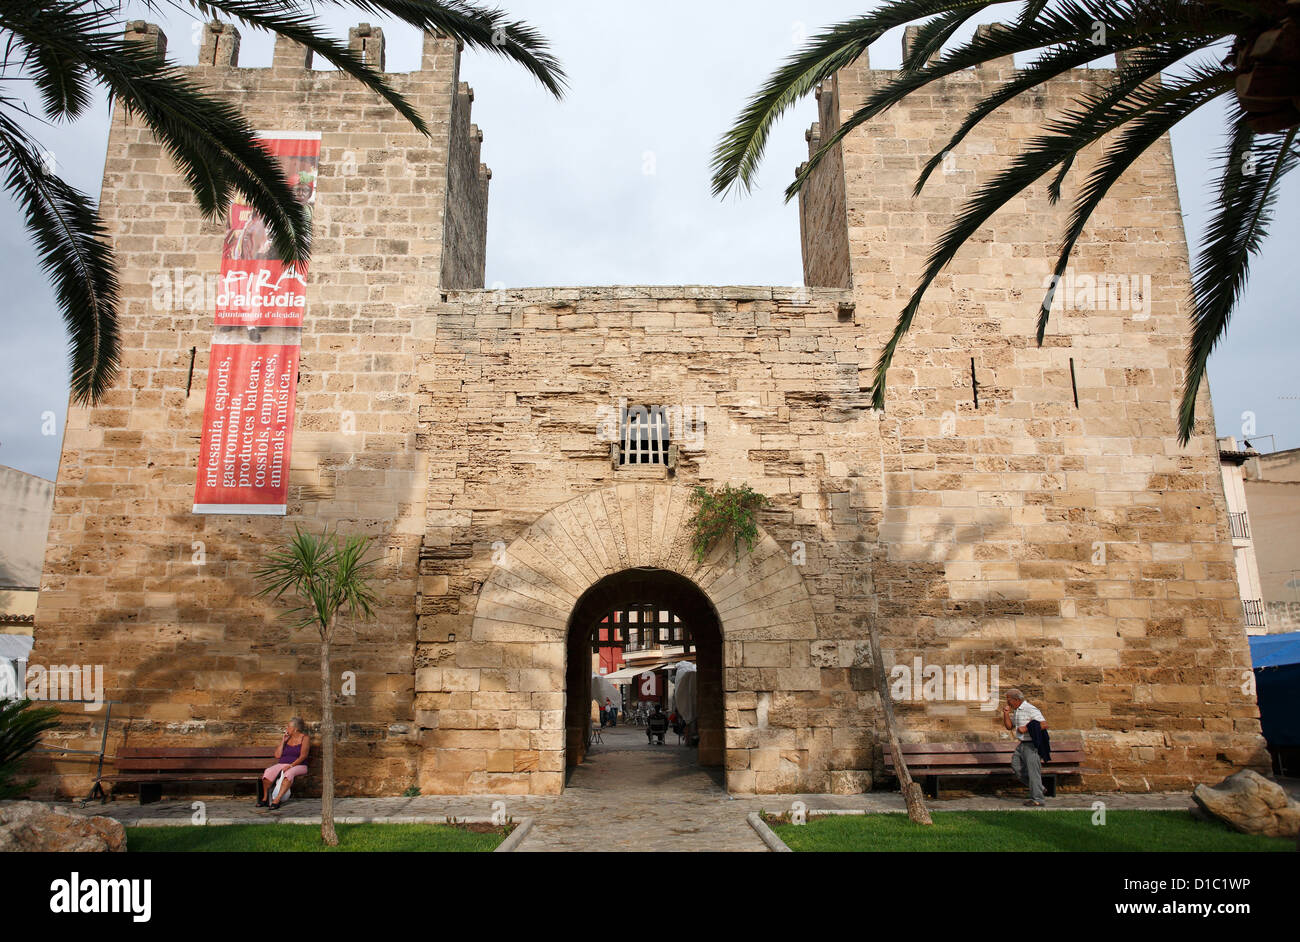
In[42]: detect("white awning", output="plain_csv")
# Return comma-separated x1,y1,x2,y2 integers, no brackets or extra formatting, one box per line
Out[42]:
600,661,684,683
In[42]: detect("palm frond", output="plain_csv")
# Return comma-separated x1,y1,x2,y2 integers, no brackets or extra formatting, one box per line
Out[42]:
901,4,996,72
177,2,431,135
868,68,1231,410
711,0,990,196
1037,74,1234,346
0,698,61,799
3,5,311,263
788,0,1235,201
254,526,379,638
915,38,1210,198
297,0,568,96
28,45,92,119
0,107,120,403
1179,118,1299,442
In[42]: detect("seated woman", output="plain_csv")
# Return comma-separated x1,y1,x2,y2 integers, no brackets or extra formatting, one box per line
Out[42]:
258,717,310,809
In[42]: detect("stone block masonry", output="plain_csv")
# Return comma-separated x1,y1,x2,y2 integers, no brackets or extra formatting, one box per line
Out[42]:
30,23,1267,798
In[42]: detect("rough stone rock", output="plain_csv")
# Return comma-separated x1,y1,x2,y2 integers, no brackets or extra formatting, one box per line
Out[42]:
0,801,126,852
1191,770,1300,839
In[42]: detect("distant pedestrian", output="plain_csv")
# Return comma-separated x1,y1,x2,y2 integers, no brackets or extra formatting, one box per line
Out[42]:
1002,688,1047,806
647,705,668,745
605,697,616,727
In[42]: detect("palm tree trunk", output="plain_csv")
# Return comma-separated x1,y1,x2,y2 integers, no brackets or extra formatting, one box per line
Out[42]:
866,619,933,826
320,623,337,846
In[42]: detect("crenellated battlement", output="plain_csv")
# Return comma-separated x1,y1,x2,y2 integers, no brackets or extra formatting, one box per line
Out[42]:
797,22,1166,295
112,21,491,292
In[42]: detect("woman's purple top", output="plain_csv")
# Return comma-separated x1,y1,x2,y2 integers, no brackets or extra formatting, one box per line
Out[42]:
280,738,305,766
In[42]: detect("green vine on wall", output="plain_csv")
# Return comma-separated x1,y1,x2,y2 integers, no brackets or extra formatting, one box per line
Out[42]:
688,484,771,564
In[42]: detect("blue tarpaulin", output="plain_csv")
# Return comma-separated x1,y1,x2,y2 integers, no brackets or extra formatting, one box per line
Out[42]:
1250,632,1300,747
1249,631,1300,669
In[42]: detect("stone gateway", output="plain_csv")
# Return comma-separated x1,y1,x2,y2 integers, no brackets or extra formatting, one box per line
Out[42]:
31,23,1267,797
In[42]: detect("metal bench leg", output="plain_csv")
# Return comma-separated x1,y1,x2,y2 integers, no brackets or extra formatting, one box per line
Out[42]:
80,780,107,808
924,776,939,800
1045,774,1057,798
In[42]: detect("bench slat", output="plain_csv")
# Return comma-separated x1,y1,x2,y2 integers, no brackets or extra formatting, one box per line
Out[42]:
116,747,274,758
101,773,265,783
891,741,1083,754
894,763,1087,773
115,758,273,771
885,751,1085,766
885,758,1084,771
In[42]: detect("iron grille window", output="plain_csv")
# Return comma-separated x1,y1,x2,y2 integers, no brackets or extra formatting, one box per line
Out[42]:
1228,511,1251,540
620,405,670,466
1243,598,1266,628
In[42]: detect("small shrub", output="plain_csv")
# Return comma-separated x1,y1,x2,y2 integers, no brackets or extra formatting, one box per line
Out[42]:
688,484,771,563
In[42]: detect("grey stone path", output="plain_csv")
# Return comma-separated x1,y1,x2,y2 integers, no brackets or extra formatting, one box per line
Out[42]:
86,725,1238,851
514,725,765,852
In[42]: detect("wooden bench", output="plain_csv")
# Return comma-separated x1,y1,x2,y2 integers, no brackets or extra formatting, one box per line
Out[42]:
883,740,1087,799
99,746,280,804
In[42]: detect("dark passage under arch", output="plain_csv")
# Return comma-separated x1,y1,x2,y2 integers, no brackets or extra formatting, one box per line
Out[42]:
564,567,724,776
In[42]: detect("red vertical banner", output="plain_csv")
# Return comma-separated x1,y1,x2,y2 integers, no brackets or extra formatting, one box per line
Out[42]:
192,344,299,514
194,131,318,515
215,134,320,328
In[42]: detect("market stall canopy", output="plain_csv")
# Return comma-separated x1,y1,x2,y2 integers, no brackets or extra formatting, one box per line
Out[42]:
591,674,621,704
601,661,684,683
674,668,698,723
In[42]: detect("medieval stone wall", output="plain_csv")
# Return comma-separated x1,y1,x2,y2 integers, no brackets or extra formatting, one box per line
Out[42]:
27,23,1268,798
413,287,875,794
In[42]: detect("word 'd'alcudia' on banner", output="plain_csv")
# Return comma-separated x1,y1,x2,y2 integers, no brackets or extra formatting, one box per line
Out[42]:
194,131,319,515
215,133,320,328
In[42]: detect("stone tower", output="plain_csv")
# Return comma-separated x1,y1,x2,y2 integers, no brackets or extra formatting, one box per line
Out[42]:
795,28,1265,789
33,22,492,794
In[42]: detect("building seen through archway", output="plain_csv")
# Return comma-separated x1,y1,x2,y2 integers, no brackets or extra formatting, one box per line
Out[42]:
565,569,723,776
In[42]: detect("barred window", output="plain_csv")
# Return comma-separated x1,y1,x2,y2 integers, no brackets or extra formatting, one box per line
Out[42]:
620,404,670,466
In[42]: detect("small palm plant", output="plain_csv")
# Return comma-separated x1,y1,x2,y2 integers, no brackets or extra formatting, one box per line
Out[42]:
713,0,1300,443
254,527,377,846
0,0,565,405
0,698,61,799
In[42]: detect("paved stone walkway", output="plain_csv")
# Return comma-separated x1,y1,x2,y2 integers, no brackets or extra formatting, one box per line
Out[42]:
515,724,764,852
88,725,1254,851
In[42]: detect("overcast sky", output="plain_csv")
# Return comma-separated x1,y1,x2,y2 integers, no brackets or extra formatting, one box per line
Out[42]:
1,1,1295,481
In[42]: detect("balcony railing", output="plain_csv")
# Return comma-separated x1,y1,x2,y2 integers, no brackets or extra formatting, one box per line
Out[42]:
1228,511,1251,540
1243,598,1266,628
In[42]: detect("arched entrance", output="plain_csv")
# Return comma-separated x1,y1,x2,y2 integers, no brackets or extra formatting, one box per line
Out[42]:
459,483,822,795
565,568,724,773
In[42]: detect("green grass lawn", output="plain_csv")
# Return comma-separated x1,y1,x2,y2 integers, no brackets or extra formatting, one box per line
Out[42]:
768,810,1294,852
125,822,508,852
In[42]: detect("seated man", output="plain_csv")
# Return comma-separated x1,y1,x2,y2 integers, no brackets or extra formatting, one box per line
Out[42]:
646,706,669,745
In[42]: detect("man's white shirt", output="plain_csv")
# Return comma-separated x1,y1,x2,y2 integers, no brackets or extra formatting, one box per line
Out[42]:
1013,701,1045,741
